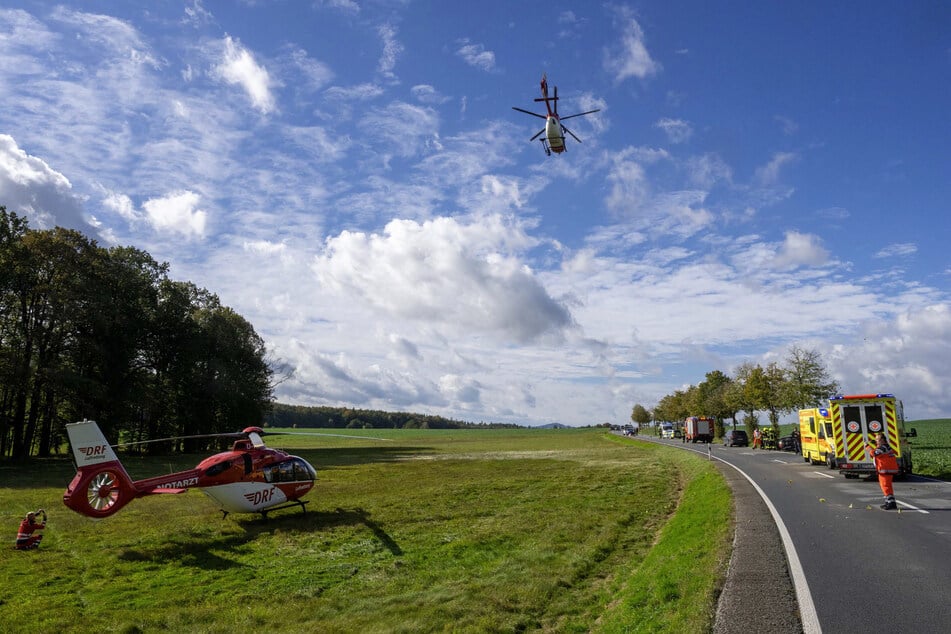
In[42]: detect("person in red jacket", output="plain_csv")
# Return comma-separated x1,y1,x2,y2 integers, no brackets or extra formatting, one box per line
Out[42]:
867,433,899,510
15,509,46,550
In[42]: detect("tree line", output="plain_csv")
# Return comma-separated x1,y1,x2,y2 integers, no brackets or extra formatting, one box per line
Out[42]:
0,207,273,459
267,403,521,430
630,346,840,439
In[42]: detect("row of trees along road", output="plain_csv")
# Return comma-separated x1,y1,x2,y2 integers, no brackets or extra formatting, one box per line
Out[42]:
630,346,840,439
0,207,273,459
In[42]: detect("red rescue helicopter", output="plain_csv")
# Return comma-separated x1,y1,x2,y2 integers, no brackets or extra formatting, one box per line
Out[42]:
512,74,600,156
62,419,382,519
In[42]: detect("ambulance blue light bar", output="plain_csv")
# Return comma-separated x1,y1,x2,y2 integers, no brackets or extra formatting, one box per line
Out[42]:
829,393,894,401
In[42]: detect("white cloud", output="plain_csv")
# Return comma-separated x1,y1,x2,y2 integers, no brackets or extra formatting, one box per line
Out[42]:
771,230,830,270
289,47,334,93
829,304,951,418
313,215,573,343
324,83,384,101
875,243,917,258
456,40,496,72
0,134,90,232
685,153,733,189
142,190,208,237
214,36,276,114
655,118,693,143
377,23,403,79
754,151,797,185
604,8,660,81
412,84,451,104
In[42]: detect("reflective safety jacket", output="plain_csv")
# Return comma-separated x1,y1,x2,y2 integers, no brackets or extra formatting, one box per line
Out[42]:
869,444,899,475
16,518,44,542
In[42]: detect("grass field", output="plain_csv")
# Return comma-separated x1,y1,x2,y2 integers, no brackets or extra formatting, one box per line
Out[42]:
1,428,731,633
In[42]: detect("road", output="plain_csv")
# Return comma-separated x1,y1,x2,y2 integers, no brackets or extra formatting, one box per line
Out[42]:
644,435,951,633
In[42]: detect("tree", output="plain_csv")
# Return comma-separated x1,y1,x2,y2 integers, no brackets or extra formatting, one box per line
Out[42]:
759,362,789,430
631,403,652,426
697,370,734,437
784,345,839,410
728,362,763,435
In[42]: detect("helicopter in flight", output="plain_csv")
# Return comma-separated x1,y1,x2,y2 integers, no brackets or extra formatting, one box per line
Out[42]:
62,419,383,519
512,74,601,156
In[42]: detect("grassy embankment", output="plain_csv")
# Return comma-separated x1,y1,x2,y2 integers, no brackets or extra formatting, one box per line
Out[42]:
1,428,730,633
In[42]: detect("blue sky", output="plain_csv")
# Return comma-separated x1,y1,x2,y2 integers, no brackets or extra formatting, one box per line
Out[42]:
1,1,949,426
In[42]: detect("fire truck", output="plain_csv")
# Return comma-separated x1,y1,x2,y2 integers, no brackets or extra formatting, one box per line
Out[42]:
684,416,715,443
798,407,841,469
828,394,916,478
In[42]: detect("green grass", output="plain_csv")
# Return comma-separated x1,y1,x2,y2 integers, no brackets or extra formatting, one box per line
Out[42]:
902,419,951,479
1,429,731,633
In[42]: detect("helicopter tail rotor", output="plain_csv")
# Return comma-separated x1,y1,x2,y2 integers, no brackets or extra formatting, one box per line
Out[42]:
63,420,139,518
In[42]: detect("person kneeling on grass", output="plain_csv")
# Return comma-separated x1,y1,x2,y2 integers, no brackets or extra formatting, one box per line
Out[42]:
15,509,46,550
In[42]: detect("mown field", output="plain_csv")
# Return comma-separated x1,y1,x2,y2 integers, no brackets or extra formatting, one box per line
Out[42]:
1,428,731,633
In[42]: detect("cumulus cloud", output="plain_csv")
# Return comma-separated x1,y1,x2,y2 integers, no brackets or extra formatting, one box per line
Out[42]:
0,134,90,232
313,215,574,343
214,36,276,114
142,190,208,237
604,8,660,81
772,230,830,269
829,304,951,418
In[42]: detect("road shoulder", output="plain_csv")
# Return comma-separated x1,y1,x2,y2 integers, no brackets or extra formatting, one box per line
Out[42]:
711,458,803,634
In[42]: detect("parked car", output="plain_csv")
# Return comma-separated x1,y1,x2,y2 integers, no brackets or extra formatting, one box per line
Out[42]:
777,435,800,452
723,429,748,447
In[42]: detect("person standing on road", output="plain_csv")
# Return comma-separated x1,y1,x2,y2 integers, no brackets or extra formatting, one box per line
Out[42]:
752,427,762,450
867,432,899,510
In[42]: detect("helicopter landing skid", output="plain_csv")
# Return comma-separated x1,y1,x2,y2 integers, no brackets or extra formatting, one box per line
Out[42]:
220,499,309,520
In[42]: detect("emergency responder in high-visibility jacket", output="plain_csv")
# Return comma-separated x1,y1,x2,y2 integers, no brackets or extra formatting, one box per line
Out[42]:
15,509,46,549
867,433,899,510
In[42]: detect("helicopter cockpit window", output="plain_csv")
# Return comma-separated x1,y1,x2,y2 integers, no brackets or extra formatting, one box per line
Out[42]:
205,460,232,477
264,458,316,483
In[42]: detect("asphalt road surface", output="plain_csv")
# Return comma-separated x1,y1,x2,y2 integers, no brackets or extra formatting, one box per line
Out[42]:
637,435,951,633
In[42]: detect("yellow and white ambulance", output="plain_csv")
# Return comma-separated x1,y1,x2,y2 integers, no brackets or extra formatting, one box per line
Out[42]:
828,393,916,478
799,406,841,469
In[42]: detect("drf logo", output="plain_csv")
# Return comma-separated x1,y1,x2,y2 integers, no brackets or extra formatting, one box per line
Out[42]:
244,488,275,507
80,445,108,457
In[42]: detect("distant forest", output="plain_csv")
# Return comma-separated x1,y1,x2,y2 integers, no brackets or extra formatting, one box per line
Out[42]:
266,403,521,430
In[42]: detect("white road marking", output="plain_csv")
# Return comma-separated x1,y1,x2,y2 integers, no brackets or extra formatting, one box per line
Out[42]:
897,499,930,514
812,471,836,479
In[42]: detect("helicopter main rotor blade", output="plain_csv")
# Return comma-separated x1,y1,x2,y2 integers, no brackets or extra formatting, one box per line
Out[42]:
530,128,546,141
563,125,583,143
559,109,601,121
265,431,393,442
512,106,547,120
113,432,245,448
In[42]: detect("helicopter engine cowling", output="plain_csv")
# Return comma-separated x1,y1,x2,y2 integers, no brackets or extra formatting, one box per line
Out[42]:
63,462,138,518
